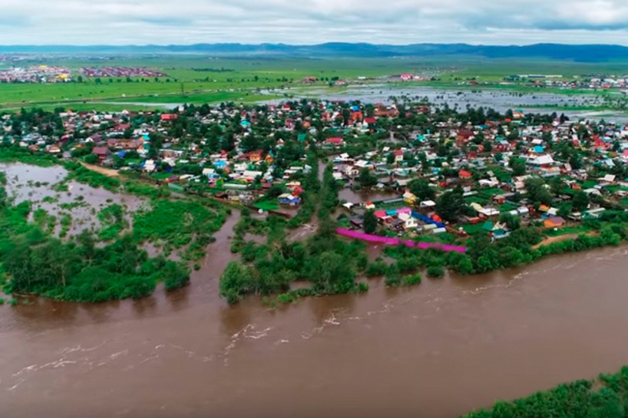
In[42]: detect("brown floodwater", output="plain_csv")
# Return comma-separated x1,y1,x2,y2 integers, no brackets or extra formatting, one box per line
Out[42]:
2,206,628,417
1,163,147,238
339,187,399,205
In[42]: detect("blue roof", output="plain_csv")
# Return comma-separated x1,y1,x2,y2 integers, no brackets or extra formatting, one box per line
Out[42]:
534,146,545,153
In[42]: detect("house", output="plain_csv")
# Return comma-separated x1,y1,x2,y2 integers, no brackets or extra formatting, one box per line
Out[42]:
325,137,345,147
161,113,178,122
279,193,301,207
92,146,110,162
459,169,473,180
48,144,61,154
544,216,566,229
248,150,263,163
394,149,404,163
398,212,418,230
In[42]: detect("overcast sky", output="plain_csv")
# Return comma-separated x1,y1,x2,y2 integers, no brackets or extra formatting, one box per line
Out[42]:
3,0,628,45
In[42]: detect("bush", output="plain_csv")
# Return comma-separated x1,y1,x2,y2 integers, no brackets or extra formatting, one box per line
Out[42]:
366,260,388,277
162,261,191,291
403,274,422,286
427,265,445,278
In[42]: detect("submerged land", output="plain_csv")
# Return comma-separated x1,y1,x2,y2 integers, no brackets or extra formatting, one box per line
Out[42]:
3,49,628,416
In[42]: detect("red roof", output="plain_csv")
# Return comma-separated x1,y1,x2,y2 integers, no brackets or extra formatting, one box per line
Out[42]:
458,129,474,139
459,169,472,178
161,114,178,121
326,137,344,144
394,150,404,156
364,117,377,124
92,147,109,156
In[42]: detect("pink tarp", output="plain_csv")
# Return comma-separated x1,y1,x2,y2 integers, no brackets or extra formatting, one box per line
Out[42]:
336,228,467,253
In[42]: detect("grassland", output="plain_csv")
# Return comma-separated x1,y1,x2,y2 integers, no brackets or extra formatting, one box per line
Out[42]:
2,55,628,112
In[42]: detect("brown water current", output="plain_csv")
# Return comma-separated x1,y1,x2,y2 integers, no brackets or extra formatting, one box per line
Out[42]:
2,164,628,417
1,204,628,417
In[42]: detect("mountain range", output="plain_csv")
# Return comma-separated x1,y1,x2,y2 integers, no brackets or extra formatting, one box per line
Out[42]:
0,43,627,62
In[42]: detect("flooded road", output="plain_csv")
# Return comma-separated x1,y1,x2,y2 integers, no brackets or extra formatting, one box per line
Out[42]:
1,201,628,418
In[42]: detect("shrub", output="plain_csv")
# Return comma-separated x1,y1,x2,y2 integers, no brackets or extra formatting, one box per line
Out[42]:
427,265,445,278
403,274,422,286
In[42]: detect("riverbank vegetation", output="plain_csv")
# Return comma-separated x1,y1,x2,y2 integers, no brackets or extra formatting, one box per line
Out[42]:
0,155,228,302
221,162,369,304
463,366,628,418
0,193,191,301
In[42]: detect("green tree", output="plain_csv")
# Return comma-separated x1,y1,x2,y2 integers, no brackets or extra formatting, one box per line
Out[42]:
499,213,521,230
436,186,464,222
509,157,527,176
572,191,590,212
357,168,378,189
525,178,553,206
219,261,254,304
408,179,435,201
363,210,377,234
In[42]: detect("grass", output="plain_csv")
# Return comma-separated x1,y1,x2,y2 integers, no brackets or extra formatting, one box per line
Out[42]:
546,225,593,237
499,203,518,213
253,201,280,211
4,56,628,112
462,223,485,235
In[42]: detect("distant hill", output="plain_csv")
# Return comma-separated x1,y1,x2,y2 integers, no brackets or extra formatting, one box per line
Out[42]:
1,43,628,62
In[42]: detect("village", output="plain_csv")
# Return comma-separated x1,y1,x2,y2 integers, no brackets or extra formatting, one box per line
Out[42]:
0,64,72,83
3,99,628,247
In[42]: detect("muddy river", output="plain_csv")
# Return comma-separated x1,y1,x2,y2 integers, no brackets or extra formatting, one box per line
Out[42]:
1,201,628,417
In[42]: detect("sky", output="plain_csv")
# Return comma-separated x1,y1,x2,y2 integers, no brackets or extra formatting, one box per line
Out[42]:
2,0,628,45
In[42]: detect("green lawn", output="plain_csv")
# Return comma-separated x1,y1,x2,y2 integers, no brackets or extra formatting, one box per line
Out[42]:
499,203,518,213
254,201,280,211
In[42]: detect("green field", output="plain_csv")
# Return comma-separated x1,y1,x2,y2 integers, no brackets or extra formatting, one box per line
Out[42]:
2,55,628,112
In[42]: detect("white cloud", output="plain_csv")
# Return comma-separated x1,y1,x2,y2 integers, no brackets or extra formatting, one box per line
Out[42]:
3,0,628,45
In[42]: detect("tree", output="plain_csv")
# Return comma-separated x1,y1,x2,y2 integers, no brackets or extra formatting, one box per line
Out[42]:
219,261,254,304
558,202,573,219
436,186,464,222
525,178,553,206
357,168,378,189
572,191,590,212
509,157,527,176
307,251,356,293
408,179,435,201
499,213,521,230
363,210,377,234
